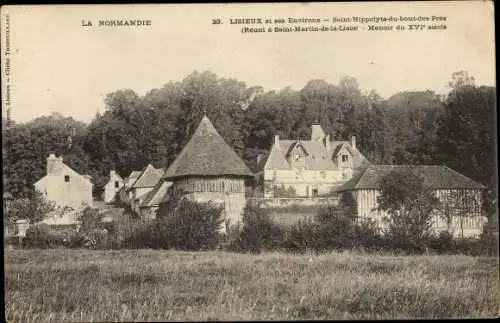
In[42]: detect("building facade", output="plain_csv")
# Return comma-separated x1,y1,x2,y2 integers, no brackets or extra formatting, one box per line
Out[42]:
34,153,93,210
128,164,162,214
336,165,488,238
103,170,124,204
256,123,369,198
157,115,254,230
119,170,141,205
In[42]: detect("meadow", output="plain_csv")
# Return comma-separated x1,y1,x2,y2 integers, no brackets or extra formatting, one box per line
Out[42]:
4,249,499,322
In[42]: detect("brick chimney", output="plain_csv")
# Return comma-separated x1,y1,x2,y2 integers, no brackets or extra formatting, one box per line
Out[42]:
47,153,63,174
351,135,356,150
311,124,326,141
324,134,331,151
257,154,263,164
274,134,280,148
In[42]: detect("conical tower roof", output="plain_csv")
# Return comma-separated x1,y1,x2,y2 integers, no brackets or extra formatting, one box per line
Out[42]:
162,116,254,180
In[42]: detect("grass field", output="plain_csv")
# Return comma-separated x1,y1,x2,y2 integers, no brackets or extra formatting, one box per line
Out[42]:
4,249,499,321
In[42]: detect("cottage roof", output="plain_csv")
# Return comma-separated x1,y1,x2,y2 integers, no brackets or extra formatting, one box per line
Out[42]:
336,165,487,192
129,171,141,178
34,159,92,191
162,116,254,180
139,180,173,208
130,164,162,188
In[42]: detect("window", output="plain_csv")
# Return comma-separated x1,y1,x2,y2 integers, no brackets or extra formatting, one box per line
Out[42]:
320,171,326,179
312,189,318,197
64,175,70,182
342,172,348,180
342,155,349,162
114,181,119,188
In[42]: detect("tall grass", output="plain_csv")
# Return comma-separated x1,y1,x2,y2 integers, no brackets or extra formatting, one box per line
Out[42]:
4,249,499,321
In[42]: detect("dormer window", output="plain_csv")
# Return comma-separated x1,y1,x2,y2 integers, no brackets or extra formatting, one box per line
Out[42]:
342,155,349,162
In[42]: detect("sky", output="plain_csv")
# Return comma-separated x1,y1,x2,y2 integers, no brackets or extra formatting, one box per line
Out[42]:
1,2,495,123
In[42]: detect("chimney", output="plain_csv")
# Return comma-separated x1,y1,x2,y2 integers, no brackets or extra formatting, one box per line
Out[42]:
351,135,356,149
110,170,116,178
324,134,331,151
311,124,326,141
257,154,263,164
274,134,280,147
47,153,63,174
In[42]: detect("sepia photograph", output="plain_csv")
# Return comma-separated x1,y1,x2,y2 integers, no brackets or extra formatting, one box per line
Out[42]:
1,2,498,321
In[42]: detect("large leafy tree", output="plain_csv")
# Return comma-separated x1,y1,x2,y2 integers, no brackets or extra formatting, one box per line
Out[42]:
435,74,496,217
377,168,440,251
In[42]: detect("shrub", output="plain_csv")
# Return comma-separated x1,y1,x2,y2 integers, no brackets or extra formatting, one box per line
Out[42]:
477,221,499,256
121,220,160,249
232,201,286,253
353,219,384,252
157,198,225,251
429,230,454,254
282,217,319,253
23,224,65,249
315,204,357,251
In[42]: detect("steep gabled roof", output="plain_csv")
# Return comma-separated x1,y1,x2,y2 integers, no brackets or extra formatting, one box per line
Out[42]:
123,170,141,188
162,116,254,180
129,171,141,179
262,138,368,171
286,139,309,157
139,180,173,208
336,165,487,192
130,164,162,188
34,160,92,190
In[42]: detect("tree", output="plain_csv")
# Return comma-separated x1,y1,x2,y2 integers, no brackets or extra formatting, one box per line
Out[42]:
435,74,496,214
377,168,440,252
438,189,483,238
4,191,56,224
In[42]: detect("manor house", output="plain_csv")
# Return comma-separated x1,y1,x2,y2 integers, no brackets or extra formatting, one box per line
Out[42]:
256,123,369,198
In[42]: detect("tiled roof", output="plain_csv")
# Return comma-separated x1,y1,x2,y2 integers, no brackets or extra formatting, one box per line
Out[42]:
261,138,369,171
162,116,254,180
336,165,487,191
130,164,162,188
139,180,173,208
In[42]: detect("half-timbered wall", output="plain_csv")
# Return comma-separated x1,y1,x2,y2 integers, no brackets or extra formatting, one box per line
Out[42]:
343,188,486,238
172,177,247,231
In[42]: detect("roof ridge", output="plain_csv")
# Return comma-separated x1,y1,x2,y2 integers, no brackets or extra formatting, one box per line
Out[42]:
163,116,253,179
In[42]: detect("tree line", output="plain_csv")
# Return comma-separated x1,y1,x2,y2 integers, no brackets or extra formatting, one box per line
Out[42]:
2,70,496,212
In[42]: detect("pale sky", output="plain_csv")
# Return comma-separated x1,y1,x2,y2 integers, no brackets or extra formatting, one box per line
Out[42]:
1,2,495,123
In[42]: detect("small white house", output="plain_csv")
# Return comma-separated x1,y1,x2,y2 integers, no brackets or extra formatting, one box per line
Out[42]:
34,153,93,210
103,170,124,204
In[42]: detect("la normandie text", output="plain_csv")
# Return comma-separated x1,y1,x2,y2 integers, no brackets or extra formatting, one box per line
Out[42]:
82,20,152,27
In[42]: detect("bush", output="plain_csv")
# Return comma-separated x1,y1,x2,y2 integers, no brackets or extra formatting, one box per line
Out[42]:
231,201,286,253
121,220,160,249
315,204,357,251
23,224,65,249
219,222,243,251
157,198,225,251
477,221,499,256
282,217,319,253
429,230,454,254
353,219,384,252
